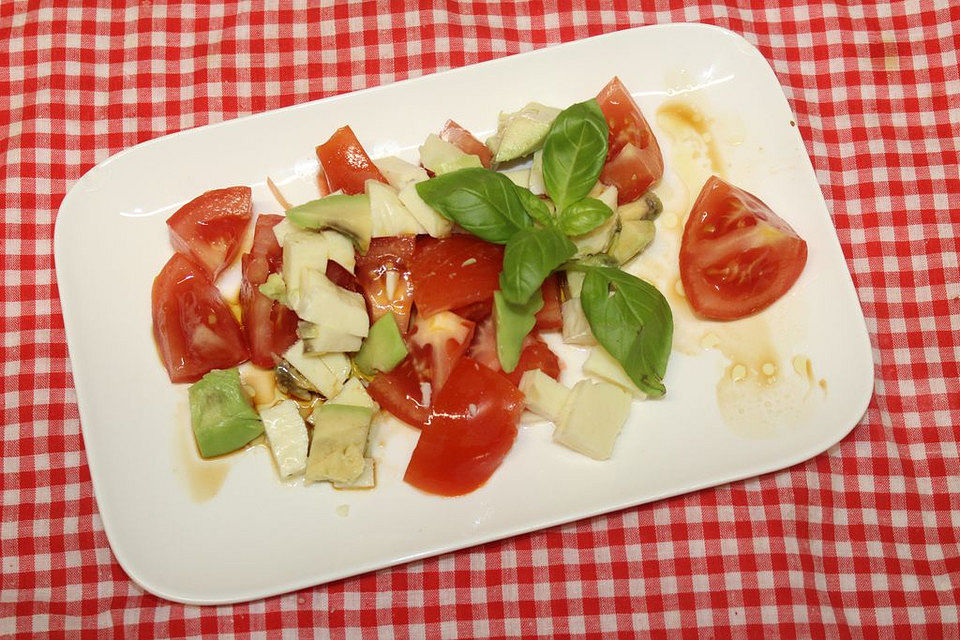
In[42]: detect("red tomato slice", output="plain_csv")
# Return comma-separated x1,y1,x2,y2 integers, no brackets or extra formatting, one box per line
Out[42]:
439,120,493,168
153,253,249,382
679,176,808,321
468,318,562,386
534,273,563,331
410,235,504,318
325,261,363,295
355,236,416,332
408,311,476,393
166,186,253,279
240,216,298,368
315,126,387,195
404,357,524,496
317,167,331,197
451,299,493,323
596,77,664,204
367,357,430,429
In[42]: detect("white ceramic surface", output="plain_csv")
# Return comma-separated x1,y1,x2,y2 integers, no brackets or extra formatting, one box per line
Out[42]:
55,23,873,604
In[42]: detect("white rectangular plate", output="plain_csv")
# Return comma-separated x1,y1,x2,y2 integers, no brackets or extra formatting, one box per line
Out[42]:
55,23,873,604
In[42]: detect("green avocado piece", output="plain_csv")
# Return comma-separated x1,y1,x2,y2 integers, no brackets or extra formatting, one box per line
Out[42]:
354,313,408,376
608,219,656,265
188,369,263,458
305,403,374,483
286,194,372,252
419,134,483,175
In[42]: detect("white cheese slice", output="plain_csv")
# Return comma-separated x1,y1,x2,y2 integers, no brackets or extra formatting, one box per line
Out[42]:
561,297,597,346
518,369,571,423
328,377,379,412
282,231,328,305
259,400,308,478
294,269,369,338
303,326,364,354
283,341,351,398
501,168,531,187
397,182,454,238
583,346,647,399
367,180,427,237
272,218,297,247
554,379,633,460
321,230,356,273
528,149,546,195
373,156,429,191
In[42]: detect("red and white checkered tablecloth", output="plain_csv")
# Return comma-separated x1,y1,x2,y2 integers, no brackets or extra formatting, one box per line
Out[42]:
2,1,959,637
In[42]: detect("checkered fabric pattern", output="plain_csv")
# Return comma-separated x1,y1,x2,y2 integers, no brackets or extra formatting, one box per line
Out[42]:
2,1,959,637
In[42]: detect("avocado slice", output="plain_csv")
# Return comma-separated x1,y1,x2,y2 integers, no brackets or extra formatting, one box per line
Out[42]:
608,219,656,265
286,194,372,253
618,192,663,221
419,134,483,175
305,403,374,483
188,369,263,458
486,102,561,163
354,313,408,376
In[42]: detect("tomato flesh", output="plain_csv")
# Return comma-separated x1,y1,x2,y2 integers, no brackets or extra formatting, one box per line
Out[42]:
439,120,493,168
596,77,664,204
534,274,563,331
408,311,476,393
355,236,416,332
468,318,561,386
153,253,249,382
240,215,298,368
410,235,504,318
404,357,524,496
166,186,253,279
679,176,808,321
367,357,430,429
315,125,387,195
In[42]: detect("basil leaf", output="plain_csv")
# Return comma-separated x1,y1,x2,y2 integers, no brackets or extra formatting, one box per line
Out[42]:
499,227,576,305
494,289,543,373
415,167,531,244
558,197,613,236
514,185,554,227
578,266,673,397
542,99,609,213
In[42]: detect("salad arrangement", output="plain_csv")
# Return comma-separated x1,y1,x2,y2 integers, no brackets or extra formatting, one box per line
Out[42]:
151,77,807,497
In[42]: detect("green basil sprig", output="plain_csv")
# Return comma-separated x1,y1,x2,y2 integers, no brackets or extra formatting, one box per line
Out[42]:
493,290,543,373
499,227,576,305
415,167,531,244
542,100,609,214
575,264,673,397
514,185,554,227
558,197,613,236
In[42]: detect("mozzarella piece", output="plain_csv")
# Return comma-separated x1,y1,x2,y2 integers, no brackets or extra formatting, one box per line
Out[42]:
303,326,363,354
528,149,546,195
367,180,427,237
583,347,647,399
294,269,369,338
282,341,351,398
373,156,429,191
321,230,356,273
561,297,597,346
397,182,454,238
554,379,633,460
259,400,309,478
518,369,571,423
328,377,379,412
282,231,328,304
272,218,297,247
501,169,531,187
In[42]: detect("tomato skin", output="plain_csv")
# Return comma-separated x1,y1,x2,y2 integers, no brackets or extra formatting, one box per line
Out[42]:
534,274,563,331
315,125,387,195
439,120,493,168
596,77,664,204
468,318,561,386
325,260,363,295
410,235,504,318
166,186,253,279
367,357,430,429
451,299,493,323
404,357,524,496
679,176,808,321
408,311,476,392
240,215,298,368
355,236,416,332
153,253,249,383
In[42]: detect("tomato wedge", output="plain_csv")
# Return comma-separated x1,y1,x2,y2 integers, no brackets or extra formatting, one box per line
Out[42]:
410,235,504,318
404,357,524,496
153,253,249,383
451,299,493,323
408,311,476,393
355,236,416,332
166,186,253,279
439,120,493,168
468,318,561,386
679,176,808,321
240,215,298,368
596,77,664,204
315,125,387,195
367,357,430,429
534,274,563,331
